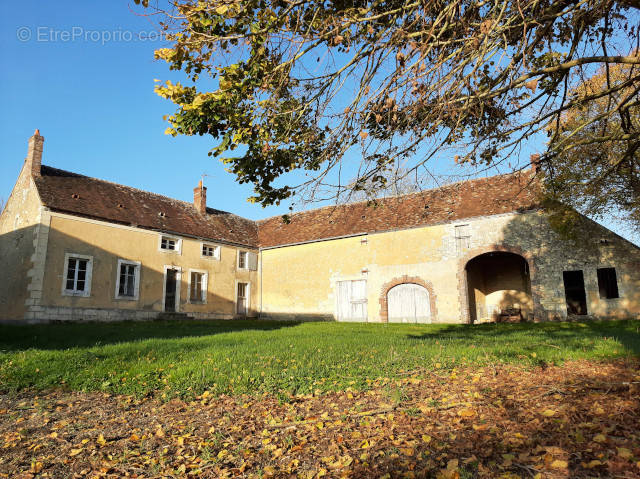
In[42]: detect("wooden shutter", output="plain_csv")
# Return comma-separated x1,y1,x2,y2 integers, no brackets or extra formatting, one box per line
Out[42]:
248,252,258,271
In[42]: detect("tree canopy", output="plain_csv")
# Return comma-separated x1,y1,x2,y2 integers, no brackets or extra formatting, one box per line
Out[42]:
545,62,640,233
136,0,639,224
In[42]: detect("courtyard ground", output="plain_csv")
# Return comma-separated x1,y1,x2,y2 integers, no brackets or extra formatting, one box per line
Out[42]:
0,320,639,478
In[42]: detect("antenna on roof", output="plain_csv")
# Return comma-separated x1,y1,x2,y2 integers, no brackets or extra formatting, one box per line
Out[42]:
201,173,213,187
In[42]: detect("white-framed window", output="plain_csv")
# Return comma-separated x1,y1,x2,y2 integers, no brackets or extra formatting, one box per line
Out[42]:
115,259,141,300
237,250,258,271
238,250,248,269
62,253,93,297
201,243,220,260
236,281,250,315
188,269,208,304
158,234,182,254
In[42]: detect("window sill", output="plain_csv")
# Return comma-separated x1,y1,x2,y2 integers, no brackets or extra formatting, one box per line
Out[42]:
62,291,90,298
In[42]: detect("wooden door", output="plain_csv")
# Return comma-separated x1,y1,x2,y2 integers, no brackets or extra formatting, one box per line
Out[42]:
388,283,431,323
237,282,248,315
336,280,367,321
164,269,178,312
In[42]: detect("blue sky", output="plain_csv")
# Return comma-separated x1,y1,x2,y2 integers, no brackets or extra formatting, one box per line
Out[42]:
0,2,637,244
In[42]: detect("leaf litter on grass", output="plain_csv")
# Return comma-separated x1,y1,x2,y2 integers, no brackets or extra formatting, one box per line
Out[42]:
1,359,639,478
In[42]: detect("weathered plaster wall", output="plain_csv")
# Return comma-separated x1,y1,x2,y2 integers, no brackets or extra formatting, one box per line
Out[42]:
0,164,43,320
35,213,259,321
260,210,640,323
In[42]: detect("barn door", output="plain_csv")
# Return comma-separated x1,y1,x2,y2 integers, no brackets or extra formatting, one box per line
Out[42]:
388,283,431,323
336,280,367,322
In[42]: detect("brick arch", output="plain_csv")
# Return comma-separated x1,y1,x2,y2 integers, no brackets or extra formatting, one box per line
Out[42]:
379,275,438,323
457,244,540,324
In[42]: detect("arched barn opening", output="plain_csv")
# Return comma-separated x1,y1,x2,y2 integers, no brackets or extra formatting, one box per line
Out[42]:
465,252,532,323
387,283,432,323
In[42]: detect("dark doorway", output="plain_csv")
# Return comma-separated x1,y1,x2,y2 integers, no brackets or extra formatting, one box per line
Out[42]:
164,269,178,312
563,270,587,315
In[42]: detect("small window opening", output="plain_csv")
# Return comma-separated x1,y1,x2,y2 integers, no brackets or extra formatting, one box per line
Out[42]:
597,267,619,299
71,193,80,199
202,244,219,258
160,236,176,250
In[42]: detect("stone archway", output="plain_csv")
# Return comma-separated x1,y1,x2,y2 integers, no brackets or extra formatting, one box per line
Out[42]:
457,244,539,323
379,275,437,323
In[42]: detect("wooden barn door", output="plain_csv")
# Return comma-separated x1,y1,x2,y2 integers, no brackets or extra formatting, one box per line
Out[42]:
336,280,367,322
387,283,431,323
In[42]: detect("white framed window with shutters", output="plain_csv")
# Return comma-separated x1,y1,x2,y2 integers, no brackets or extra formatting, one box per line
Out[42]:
61,253,93,297
114,259,141,300
158,234,182,254
201,243,220,260
188,269,208,304
237,250,258,271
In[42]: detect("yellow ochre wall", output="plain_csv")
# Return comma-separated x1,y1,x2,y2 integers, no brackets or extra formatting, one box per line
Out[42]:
260,222,464,323
0,165,43,320
260,210,640,323
39,213,259,320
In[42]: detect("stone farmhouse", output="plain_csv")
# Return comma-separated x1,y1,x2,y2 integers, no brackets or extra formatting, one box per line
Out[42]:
1,131,639,323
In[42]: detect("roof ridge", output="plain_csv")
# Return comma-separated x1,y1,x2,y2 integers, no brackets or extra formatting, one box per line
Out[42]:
257,169,531,223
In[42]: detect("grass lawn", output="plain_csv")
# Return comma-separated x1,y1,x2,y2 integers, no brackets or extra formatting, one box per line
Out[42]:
1,319,638,398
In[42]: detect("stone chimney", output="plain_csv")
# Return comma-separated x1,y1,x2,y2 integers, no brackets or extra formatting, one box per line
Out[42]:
193,180,207,213
26,129,44,177
530,153,541,173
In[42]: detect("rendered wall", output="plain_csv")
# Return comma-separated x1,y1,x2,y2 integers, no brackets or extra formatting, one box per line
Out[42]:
260,210,640,323
0,164,43,320
36,213,259,321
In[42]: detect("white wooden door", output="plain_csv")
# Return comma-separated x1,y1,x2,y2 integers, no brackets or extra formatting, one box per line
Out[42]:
387,283,431,323
336,280,367,321
237,282,248,315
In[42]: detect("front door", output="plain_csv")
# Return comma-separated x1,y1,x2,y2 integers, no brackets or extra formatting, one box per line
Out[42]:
164,268,178,312
563,270,587,315
237,282,248,315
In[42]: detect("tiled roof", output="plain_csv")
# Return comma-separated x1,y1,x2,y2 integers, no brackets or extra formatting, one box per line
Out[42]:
258,170,539,248
35,166,258,248
33,165,539,249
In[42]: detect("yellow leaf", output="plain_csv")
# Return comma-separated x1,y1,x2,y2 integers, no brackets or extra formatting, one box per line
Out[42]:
49,432,58,439
422,434,432,443
69,448,83,457
30,461,43,473
457,408,476,418
96,434,107,446
593,434,607,443
217,449,229,460
617,447,633,459
360,440,370,449
551,459,568,469
215,5,228,15
541,409,556,417
586,460,602,468
400,448,415,456
129,433,140,442
177,436,184,446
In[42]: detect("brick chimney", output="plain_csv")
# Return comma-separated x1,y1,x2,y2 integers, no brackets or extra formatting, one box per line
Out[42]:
26,129,44,177
193,180,207,213
530,153,541,173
